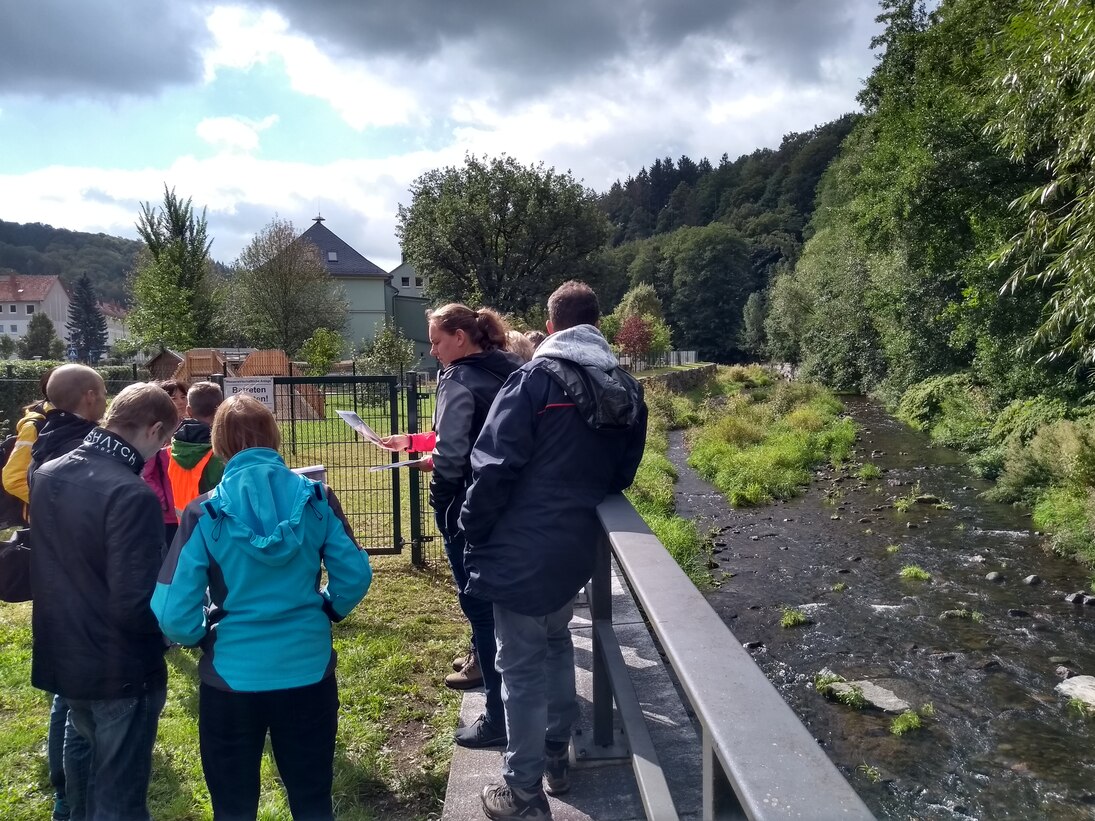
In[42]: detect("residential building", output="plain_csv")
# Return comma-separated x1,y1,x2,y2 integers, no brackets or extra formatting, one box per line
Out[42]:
390,258,427,298
98,302,129,346
0,273,70,341
299,216,392,349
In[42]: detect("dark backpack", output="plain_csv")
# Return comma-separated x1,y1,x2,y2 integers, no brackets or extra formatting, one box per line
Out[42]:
0,529,31,602
0,433,26,530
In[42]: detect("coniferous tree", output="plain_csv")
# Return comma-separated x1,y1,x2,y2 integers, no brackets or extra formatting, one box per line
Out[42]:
65,274,108,363
17,313,64,360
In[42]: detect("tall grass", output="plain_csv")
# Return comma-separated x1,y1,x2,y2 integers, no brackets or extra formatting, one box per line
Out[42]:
688,380,855,507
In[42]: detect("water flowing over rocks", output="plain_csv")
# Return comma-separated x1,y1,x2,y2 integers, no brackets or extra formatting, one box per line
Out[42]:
667,397,1095,820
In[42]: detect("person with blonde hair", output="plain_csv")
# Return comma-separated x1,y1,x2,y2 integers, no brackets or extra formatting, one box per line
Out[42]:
153,394,372,821
505,330,535,363
30,382,179,821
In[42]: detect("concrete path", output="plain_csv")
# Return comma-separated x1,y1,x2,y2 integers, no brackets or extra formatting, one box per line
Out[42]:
441,562,702,821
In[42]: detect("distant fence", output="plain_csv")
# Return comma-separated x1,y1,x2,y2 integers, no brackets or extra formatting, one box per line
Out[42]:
617,350,697,372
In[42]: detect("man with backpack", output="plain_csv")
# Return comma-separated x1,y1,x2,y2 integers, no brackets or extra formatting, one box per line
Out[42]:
460,281,647,820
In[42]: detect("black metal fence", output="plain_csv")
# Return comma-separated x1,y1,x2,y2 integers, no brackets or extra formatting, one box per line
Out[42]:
0,371,443,567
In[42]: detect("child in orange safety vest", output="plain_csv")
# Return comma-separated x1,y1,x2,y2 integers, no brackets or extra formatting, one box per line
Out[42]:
167,381,226,518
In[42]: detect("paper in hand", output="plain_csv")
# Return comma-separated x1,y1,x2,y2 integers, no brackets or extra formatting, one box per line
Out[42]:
369,457,430,472
336,410,382,445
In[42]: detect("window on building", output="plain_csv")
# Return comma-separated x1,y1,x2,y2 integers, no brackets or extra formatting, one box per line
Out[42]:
9,325,16,333
328,251,338,262
415,277,423,287
401,277,410,287
7,305,14,313
25,305,34,314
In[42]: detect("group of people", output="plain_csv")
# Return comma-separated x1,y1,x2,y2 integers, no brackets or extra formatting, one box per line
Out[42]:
385,280,647,820
16,277,645,821
17,368,372,821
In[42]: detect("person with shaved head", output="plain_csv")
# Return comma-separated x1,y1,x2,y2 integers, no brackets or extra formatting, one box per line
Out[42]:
3,363,106,821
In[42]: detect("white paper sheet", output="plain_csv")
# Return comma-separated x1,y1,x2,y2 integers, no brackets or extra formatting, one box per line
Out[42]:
336,409,383,444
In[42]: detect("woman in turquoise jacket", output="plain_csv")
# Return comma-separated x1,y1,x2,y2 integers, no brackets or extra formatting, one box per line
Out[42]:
152,395,372,821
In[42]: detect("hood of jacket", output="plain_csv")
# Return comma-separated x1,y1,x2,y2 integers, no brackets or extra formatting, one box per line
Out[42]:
32,411,98,467
534,325,643,431
534,324,618,372
205,447,319,567
445,348,525,382
171,419,213,468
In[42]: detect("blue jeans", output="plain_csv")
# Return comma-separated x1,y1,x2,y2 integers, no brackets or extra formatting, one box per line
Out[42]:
493,601,579,791
65,684,167,821
48,694,91,818
445,531,504,727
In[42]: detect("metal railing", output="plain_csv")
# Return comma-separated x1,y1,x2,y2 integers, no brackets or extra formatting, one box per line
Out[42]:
589,494,875,821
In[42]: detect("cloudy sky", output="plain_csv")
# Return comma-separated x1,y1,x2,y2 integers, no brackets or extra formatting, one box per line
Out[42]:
0,0,883,271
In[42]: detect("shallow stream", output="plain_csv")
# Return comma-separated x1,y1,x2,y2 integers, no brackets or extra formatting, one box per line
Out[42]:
670,397,1095,820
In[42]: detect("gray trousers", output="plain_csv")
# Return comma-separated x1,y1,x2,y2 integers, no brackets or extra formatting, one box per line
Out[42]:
493,600,580,790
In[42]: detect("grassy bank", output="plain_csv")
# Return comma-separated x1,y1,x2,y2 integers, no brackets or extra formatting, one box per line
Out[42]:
0,557,465,821
892,372,1095,568
687,378,856,507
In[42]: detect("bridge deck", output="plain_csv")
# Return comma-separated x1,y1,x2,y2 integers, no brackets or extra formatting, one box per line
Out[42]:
440,563,702,820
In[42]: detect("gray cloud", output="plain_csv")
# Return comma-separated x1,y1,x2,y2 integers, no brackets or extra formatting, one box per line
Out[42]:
0,0,210,98
251,0,877,96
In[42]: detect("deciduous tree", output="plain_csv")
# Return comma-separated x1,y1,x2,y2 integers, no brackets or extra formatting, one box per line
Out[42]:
397,154,609,313
230,217,348,355
135,185,215,343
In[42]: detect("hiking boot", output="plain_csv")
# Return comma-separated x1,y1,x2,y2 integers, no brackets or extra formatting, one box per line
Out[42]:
445,653,483,689
481,782,552,820
543,740,570,796
452,650,474,672
454,714,506,748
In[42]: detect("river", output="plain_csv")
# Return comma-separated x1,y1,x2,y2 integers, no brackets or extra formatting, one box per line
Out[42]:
670,397,1095,820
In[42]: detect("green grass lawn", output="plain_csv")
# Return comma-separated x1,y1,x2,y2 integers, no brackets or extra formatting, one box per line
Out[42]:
0,557,466,821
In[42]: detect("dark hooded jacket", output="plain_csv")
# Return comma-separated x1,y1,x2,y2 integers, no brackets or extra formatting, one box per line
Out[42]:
30,428,167,700
429,348,523,538
29,411,97,478
459,325,647,616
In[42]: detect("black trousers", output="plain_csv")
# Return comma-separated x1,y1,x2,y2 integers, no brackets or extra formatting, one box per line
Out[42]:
199,676,339,821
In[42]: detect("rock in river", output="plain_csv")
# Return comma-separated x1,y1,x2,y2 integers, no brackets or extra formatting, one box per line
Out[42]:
829,681,911,713
1056,675,1095,708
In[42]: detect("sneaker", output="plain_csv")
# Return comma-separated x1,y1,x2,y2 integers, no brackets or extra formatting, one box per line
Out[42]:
445,653,483,689
481,782,552,820
454,714,506,748
452,650,474,672
52,798,71,821
543,741,570,796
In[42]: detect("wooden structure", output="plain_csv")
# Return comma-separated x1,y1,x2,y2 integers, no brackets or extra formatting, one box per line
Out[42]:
238,349,325,422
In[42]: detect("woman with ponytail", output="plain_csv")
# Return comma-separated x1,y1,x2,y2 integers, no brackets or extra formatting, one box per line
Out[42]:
381,303,522,748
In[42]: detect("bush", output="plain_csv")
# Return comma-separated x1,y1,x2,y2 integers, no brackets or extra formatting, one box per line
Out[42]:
895,373,990,450
991,419,1095,505
1033,487,1095,563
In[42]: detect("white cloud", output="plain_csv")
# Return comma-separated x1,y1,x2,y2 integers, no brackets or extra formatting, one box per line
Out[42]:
196,114,278,152
202,5,421,130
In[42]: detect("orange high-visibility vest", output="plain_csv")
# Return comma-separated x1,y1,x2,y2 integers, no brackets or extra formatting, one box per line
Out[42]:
167,450,215,517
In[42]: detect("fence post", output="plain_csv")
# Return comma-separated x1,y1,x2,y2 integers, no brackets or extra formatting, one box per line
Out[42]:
590,530,614,747
406,372,424,567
